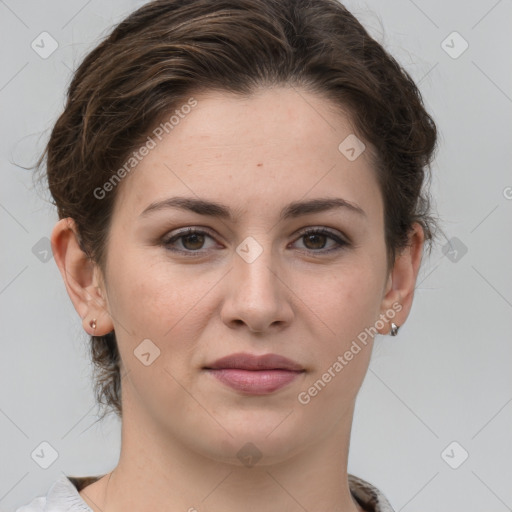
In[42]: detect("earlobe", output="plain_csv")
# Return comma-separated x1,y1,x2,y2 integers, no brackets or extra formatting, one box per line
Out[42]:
377,223,425,335
51,218,114,336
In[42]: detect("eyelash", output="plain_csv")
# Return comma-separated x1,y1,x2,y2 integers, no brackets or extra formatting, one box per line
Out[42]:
161,227,349,256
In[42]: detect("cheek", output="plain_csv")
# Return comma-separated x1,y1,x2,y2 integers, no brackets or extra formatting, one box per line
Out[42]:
294,265,380,414
292,259,383,399
292,258,384,341
105,256,208,398
105,251,218,353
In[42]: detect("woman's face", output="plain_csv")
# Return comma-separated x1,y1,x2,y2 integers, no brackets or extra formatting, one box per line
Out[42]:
96,86,403,463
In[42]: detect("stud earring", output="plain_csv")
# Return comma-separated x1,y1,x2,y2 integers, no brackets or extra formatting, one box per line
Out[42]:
89,319,97,331
389,322,400,336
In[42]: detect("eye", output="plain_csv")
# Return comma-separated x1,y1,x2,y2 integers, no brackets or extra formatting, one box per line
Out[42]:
291,227,348,254
162,227,218,253
161,226,349,256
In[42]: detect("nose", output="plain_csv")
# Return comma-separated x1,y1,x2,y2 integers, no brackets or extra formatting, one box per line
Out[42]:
220,243,294,334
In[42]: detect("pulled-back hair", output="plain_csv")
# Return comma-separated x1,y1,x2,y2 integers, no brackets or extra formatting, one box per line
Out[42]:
34,0,439,419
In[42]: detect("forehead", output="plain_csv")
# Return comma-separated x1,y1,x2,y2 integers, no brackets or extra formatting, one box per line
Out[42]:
113,86,383,226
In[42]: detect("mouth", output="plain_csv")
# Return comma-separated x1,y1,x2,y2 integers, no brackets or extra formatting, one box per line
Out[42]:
203,352,305,395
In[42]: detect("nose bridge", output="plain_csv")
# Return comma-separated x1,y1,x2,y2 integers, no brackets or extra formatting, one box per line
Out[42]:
222,234,292,331
234,233,280,300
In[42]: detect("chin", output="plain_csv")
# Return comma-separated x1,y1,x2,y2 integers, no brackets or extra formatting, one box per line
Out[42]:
192,410,313,466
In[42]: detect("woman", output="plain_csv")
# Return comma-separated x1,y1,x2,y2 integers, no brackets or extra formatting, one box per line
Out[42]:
17,0,438,510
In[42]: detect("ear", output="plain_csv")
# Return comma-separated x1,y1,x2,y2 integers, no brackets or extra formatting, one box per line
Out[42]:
377,222,425,335
51,218,114,336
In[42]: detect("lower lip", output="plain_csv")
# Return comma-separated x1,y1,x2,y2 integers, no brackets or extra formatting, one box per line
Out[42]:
206,369,303,394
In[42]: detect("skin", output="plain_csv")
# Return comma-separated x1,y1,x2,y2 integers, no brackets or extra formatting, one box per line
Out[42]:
51,86,424,512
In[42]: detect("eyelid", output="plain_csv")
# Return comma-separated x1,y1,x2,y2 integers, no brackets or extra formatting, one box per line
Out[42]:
291,226,349,254
161,226,220,248
294,225,349,244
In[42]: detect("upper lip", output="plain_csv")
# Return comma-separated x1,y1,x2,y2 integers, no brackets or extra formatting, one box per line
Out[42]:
204,352,304,371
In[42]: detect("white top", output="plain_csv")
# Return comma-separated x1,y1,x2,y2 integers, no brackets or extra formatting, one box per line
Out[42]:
15,473,395,512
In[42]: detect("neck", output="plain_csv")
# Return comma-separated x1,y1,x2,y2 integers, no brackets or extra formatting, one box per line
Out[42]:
90,390,363,512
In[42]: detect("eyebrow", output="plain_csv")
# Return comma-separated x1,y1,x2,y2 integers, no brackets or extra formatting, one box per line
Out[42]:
139,196,366,221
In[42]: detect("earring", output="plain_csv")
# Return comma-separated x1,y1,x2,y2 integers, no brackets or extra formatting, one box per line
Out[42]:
389,322,400,336
89,319,97,331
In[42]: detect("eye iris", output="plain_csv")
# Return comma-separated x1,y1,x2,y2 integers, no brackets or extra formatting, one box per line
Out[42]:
304,233,327,250
182,233,205,250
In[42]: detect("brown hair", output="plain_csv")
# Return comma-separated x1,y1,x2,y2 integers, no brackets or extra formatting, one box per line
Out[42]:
34,0,439,419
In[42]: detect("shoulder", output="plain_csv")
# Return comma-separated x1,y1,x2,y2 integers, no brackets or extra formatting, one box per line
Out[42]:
14,496,45,512
348,474,395,512
14,474,100,512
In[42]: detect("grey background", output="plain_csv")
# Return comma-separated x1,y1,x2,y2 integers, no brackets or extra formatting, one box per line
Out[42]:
1,0,511,510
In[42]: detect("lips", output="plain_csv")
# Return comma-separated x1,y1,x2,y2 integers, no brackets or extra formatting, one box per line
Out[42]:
204,352,304,371
203,353,305,394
